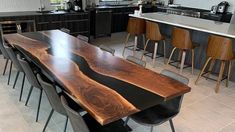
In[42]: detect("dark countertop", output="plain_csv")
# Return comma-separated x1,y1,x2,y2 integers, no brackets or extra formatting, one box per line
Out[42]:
155,5,209,12
0,10,88,17
87,4,154,10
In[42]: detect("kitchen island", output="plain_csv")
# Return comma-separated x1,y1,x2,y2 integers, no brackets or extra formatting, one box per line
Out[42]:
130,12,235,81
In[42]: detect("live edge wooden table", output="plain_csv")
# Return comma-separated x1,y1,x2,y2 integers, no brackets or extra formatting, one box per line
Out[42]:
4,30,191,125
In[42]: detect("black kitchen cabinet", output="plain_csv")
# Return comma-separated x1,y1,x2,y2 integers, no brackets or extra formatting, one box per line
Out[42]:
90,6,152,35
0,12,90,37
36,12,89,36
95,10,112,38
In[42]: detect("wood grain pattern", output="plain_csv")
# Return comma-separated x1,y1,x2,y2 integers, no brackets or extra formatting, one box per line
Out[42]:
207,35,235,60
127,17,146,35
146,21,164,41
4,30,191,125
171,27,195,50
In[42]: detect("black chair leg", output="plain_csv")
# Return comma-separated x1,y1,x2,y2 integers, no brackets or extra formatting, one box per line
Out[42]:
25,86,33,106
64,116,68,132
7,61,12,85
43,109,54,132
124,117,130,126
13,71,20,89
36,89,43,122
169,119,175,132
3,59,9,75
150,126,154,132
19,73,26,101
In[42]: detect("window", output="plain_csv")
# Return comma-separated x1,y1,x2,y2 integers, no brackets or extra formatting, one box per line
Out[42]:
50,0,64,5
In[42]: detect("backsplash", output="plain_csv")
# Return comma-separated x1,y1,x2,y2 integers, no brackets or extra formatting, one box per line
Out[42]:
0,0,52,12
174,0,235,12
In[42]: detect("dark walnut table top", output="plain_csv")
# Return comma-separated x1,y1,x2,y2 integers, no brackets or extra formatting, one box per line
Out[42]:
4,30,191,125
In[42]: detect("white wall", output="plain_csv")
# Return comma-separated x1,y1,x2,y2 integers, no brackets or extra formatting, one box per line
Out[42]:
0,0,52,12
174,0,235,12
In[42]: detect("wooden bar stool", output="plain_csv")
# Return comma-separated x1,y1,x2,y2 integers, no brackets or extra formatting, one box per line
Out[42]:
141,21,166,67
122,17,145,57
167,27,196,74
195,35,235,93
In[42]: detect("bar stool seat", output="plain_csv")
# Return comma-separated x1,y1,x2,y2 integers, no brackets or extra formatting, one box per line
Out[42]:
167,27,197,74
195,35,235,93
141,21,166,67
122,17,145,57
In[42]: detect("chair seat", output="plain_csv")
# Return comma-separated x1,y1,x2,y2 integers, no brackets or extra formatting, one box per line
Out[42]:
130,104,178,125
83,114,128,132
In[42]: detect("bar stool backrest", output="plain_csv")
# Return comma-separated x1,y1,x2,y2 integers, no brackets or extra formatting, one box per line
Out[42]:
0,25,10,59
207,35,234,60
4,45,23,72
17,56,41,89
61,95,90,132
146,21,164,41
171,27,193,49
127,17,146,36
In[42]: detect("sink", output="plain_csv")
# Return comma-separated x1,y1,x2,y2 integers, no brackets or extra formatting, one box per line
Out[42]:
104,4,129,7
36,10,53,13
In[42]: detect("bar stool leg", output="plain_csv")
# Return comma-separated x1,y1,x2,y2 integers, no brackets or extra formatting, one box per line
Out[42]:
177,50,182,68
180,51,186,74
122,33,130,57
206,59,216,80
133,36,138,56
167,47,177,65
152,42,158,67
163,40,166,64
215,61,225,93
141,39,150,60
226,61,232,87
195,57,212,84
191,49,195,74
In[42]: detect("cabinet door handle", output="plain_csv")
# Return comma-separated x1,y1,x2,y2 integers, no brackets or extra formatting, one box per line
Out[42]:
96,10,112,13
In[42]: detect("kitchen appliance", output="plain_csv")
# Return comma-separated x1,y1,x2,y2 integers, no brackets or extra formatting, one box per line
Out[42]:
217,1,229,13
168,0,174,4
64,1,72,11
211,5,218,14
73,0,82,12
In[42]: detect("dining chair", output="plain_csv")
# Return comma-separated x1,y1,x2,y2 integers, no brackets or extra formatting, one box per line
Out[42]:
124,69,189,132
60,28,70,34
17,56,43,122
126,55,146,67
37,74,84,132
4,45,26,101
61,95,128,132
0,24,12,83
77,34,89,42
99,44,115,56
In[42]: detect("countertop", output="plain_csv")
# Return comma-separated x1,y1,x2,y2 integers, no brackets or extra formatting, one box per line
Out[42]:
0,10,88,17
130,12,235,39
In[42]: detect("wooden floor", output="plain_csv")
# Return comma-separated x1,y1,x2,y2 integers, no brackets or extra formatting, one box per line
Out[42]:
0,32,235,132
